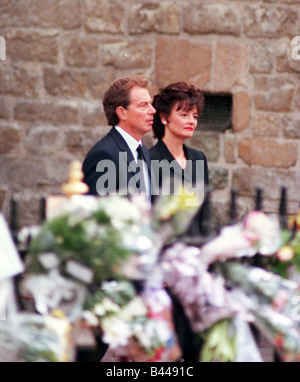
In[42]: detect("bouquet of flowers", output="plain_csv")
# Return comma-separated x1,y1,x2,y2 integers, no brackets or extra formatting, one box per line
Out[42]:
19,188,201,361
219,261,300,361
16,163,300,363
25,195,156,285
159,210,300,362
82,280,181,361
21,195,157,312
200,210,282,266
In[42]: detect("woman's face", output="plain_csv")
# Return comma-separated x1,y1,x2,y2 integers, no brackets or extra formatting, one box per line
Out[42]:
163,103,198,141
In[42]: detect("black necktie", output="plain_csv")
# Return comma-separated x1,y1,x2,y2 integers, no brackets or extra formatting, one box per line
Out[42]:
136,144,147,193
136,144,144,161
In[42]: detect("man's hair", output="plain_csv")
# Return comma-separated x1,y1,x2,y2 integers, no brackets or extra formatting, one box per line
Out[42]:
103,75,149,126
152,82,205,140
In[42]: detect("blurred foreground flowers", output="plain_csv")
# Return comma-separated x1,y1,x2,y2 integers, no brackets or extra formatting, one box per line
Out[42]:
3,184,300,362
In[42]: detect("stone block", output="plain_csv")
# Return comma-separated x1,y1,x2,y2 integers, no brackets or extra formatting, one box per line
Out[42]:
276,37,300,73
0,96,13,120
86,69,115,99
44,157,78,186
128,1,180,34
183,2,241,36
64,127,107,158
208,166,229,190
254,76,294,111
0,123,21,154
59,0,82,30
244,5,298,38
252,113,281,137
14,100,79,125
0,64,41,97
232,92,251,132
81,101,107,127
85,0,125,33
224,133,236,164
250,40,274,73
186,133,220,162
155,37,212,88
63,37,99,67
232,167,300,202
23,125,62,156
0,0,59,28
101,40,152,69
214,42,249,92
237,137,297,168
6,29,58,63
0,158,42,189
283,117,300,139
44,67,88,97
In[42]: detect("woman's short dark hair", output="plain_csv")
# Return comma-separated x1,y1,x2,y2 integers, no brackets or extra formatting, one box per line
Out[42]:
103,75,149,126
152,82,204,140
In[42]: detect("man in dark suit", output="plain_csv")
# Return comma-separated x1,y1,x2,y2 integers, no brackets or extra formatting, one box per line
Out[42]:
82,75,156,201
81,76,156,361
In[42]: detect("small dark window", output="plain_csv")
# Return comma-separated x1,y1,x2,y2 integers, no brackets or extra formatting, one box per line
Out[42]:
198,93,232,132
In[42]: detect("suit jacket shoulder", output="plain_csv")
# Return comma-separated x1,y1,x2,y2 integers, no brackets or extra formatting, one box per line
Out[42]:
149,140,171,161
82,127,133,195
149,139,209,186
149,140,207,164
82,127,152,197
185,145,207,161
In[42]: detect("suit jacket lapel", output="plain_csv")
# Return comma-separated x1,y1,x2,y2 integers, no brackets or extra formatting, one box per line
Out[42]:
109,127,135,165
155,140,193,183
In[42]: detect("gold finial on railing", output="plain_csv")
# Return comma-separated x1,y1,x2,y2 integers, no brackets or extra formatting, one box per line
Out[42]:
61,161,89,198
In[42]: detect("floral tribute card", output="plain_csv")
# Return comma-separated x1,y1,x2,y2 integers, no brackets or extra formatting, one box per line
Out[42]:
0,214,24,280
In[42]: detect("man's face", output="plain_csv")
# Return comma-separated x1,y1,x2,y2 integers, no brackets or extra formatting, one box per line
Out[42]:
122,86,156,140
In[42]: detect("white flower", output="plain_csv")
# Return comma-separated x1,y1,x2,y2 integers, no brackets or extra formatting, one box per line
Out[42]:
119,297,148,320
153,320,172,343
142,288,171,314
83,220,107,239
94,298,121,316
200,225,254,263
81,310,99,327
110,217,127,230
242,211,282,255
133,323,152,349
93,303,105,316
98,196,141,228
54,195,98,221
38,252,60,270
140,319,170,347
101,317,132,349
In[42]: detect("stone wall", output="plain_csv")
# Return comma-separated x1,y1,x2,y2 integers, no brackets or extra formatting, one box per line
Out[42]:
0,0,299,227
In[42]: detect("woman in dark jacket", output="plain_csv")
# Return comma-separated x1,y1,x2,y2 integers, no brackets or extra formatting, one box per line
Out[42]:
149,82,210,362
149,81,209,236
